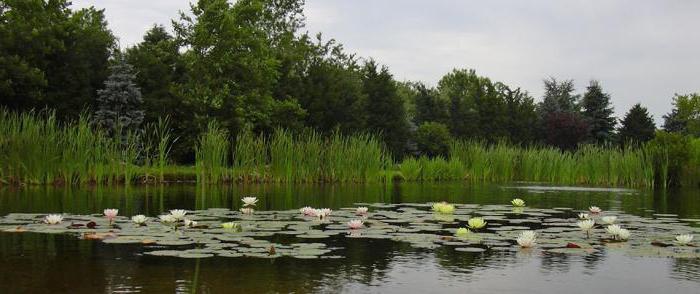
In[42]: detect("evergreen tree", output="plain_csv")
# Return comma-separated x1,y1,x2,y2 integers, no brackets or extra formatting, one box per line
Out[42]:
93,58,144,138
362,60,409,156
581,80,616,144
538,77,579,117
618,103,656,145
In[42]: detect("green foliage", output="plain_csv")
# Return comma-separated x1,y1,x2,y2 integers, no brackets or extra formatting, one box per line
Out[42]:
581,80,616,144
125,25,193,162
0,0,115,118
415,122,451,157
662,93,700,135
645,131,691,187
413,83,448,126
618,103,656,145
362,60,410,156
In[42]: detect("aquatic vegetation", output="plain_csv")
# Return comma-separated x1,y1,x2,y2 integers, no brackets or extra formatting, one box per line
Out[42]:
3,202,700,260
240,208,255,214
467,217,487,229
104,209,118,226
601,216,617,224
675,234,694,245
43,214,63,225
510,198,526,207
432,202,456,214
300,206,315,216
578,213,590,219
577,219,595,238
605,224,630,241
183,219,197,228
221,222,241,231
516,231,537,248
314,208,332,219
589,206,602,214
131,215,147,226
159,214,177,224
169,209,187,220
241,197,258,207
355,207,369,215
347,220,364,229
455,227,471,237
618,229,631,241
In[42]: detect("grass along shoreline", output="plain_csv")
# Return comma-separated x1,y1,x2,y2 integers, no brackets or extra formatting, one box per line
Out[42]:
0,109,685,188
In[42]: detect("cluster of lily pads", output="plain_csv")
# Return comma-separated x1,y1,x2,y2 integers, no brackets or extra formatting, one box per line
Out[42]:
1,196,698,259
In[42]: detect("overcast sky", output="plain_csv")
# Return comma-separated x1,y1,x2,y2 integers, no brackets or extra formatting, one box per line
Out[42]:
72,0,700,123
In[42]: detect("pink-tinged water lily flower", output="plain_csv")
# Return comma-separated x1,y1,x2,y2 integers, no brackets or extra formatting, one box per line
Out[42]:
44,214,63,225
300,206,315,216
589,206,602,214
104,209,118,226
347,219,364,229
355,207,369,215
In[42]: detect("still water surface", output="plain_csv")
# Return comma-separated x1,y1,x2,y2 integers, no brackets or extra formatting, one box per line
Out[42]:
1,183,699,293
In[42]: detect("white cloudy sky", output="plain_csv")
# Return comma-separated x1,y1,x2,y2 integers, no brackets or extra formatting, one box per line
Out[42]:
71,0,700,123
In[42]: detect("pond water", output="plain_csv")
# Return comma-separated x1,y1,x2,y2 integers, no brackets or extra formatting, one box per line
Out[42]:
0,183,699,293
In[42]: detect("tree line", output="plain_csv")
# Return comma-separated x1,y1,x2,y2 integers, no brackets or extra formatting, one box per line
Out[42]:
1,0,696,163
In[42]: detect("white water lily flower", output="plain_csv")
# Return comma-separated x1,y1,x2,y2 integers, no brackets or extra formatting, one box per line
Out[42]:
169,209,187,220
589,206,602,214
675,234,694,245
578,213,590,220
516,231,537,248
240,207,255,214
601,216,617,225
159,214,177,224
241,197,258,207
511,198,526,207
467,217,487,229
347,219,364,229
44,214,63,225
606,224,623,238
356,207,369,215
183,219,197,228
315,208,332,219
577,219,595,233
618,228,631,241
131,215,147,225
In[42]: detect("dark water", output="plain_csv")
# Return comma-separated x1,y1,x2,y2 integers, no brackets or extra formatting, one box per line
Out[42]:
1,183,699,293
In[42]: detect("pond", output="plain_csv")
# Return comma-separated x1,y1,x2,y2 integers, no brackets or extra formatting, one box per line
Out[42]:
0,183,699,293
